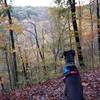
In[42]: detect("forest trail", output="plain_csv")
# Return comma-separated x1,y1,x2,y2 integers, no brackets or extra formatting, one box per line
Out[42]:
0,67,100,100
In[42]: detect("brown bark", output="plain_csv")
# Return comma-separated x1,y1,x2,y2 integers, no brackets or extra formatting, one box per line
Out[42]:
68,0,85,67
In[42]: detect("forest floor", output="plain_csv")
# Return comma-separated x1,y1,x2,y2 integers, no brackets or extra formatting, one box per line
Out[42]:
0,67,100,100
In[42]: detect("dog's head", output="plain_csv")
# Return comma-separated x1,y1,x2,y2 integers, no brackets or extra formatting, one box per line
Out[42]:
63,49,75,64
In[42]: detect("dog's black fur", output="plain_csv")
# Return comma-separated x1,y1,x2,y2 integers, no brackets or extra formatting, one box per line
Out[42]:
63,50,85,100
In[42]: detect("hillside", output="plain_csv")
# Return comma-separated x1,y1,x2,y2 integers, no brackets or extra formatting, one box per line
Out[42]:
12,6,49,21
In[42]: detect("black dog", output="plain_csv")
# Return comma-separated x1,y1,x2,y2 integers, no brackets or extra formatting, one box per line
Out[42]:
63,50,85,100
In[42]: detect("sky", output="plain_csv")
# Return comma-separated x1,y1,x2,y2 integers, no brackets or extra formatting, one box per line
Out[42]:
8,0,90,7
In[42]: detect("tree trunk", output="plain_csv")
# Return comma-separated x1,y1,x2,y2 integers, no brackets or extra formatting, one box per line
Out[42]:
90,2,94,67
33,24,47,73
4,48,12,89
4,0,18,87
16,34,28,83
78,0,82,39
97,0,100,63
68,0,85,67
68,7,72,49
18,47,28,82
